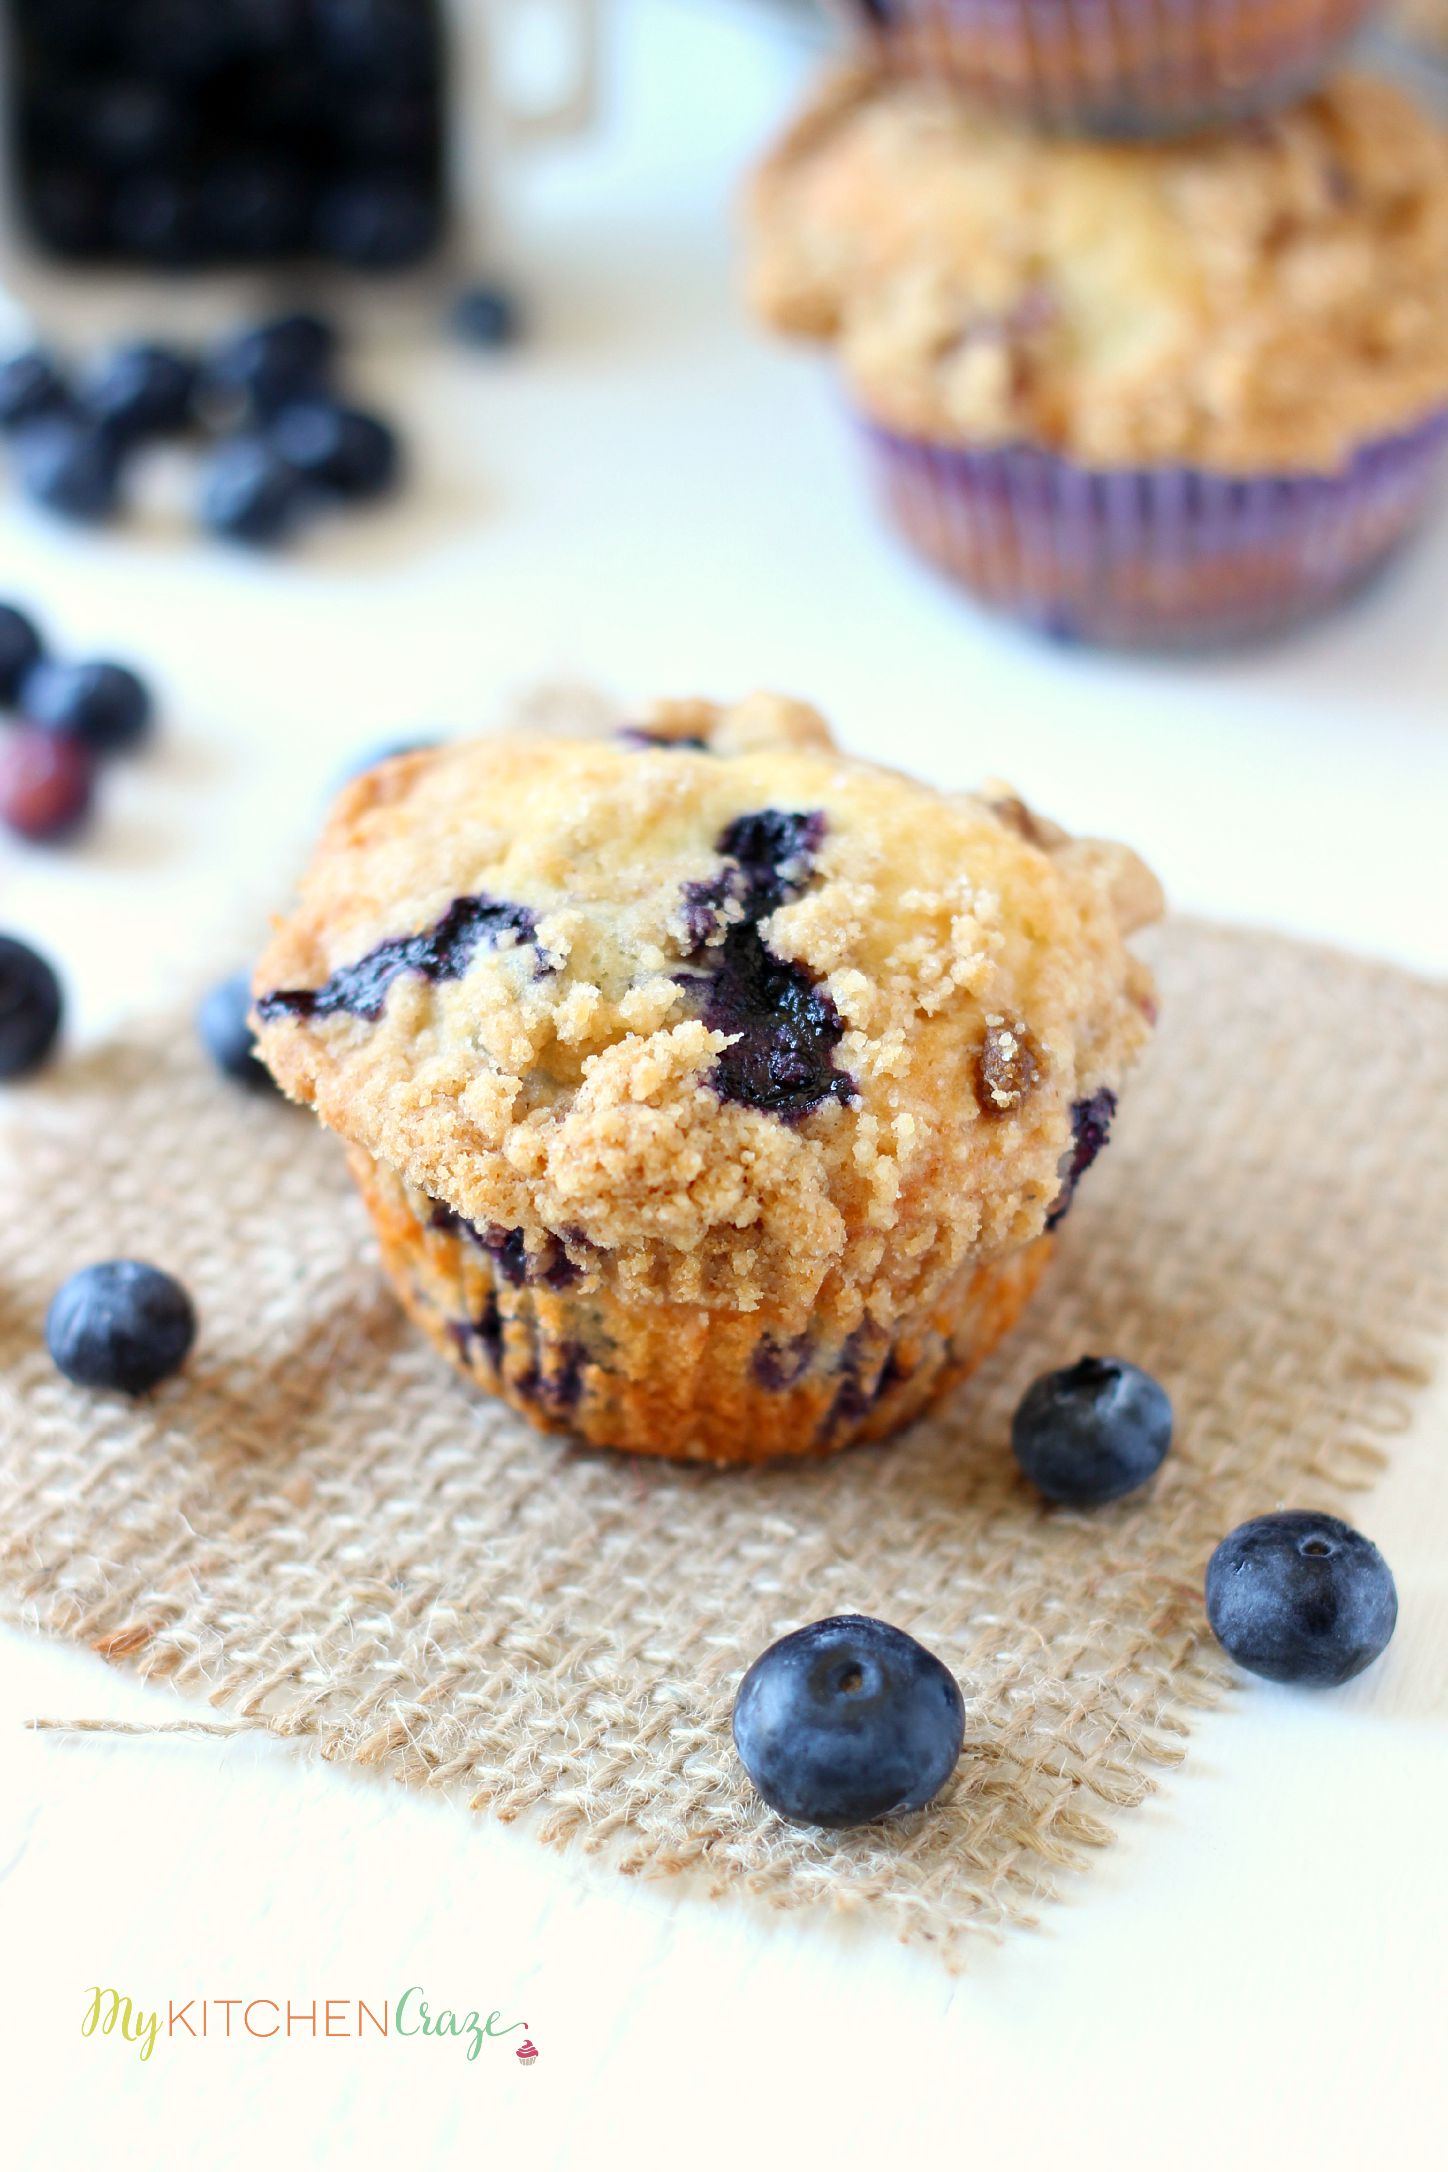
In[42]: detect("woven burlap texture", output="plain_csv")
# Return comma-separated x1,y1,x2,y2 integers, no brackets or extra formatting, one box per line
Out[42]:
3,920,1445,1961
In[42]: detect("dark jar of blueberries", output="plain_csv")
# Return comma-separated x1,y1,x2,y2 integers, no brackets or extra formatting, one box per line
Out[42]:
0,0,596,287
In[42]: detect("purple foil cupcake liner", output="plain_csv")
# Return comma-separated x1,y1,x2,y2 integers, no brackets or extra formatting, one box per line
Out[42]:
860,409,1448,647
831,0,1383,133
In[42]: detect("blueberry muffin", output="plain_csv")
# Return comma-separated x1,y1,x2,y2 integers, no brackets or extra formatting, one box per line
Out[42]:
253,696,1160,1463
828,0,1381,135
748,69,1448,645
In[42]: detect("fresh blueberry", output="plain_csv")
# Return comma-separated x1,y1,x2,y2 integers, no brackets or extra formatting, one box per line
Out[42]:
121,0,229,78
198,436,308,546
204,312,339,421
315,0,439,79
196,972,276,1091
733,1615,965,1828
1205,1512,1398,1687
76,78,187,170
0,729,96,841
111,170,203,264
20,660,154,754
0,933,63,1079
197,156,309,261
1011,1356,1172,1506
25,166,110,257
84,342,197,441
0,603,45,703
0,348,72,435
270,400,399,499
450,283,522,349
11,414,123,522
315,176,440,270
46,1259,196,1395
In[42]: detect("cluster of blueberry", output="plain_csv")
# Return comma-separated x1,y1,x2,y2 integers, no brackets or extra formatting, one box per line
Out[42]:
6,0,447,273
0,600,154,841
0,311,402,544
736,1362,1398,1826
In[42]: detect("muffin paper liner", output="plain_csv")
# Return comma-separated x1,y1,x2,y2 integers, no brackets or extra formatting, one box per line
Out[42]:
350,1146,1054,1464
831,0,1382,132
860,408,1448,647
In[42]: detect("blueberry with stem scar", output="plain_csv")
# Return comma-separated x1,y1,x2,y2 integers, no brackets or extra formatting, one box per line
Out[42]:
47,1260,196,1395
733,1614,965,1828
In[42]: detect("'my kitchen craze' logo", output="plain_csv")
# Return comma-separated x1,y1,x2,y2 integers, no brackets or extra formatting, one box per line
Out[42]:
80,1986,536,2066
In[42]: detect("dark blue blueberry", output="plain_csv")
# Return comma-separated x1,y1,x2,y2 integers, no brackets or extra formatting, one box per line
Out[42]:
0,933,63,1080
257,892,539,1025
732,1614,964,1829
196,972,276,1092
0,349,71,435
25,166,109,258
198,436,308,546
75,78,187,170
752,1333,813,1389
517,1338,587,1414
0,604,45,703
21,660,154,753
489,1226,531,1289
11,416,123,522
46,1260,196,1395
428,1202,581,1289
717,808,826,916
1046,1088,1116,1229
450,283,523,350
698,926,853,1118
817,1324,895,1441
315,176,441,271
270,401,400,500
678,809,851,1119
338,88,439,161
84,342,198,442
1012,1356,1172,1506
204,313,339,421
111,170,204,264
1205,1513,1398,1688
617,725,709,752
122,0,231,79
197,157,309,261
450,1290,504,1374
315,0,439,77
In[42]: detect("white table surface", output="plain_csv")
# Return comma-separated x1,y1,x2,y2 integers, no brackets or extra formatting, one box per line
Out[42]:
2,3,1446,2164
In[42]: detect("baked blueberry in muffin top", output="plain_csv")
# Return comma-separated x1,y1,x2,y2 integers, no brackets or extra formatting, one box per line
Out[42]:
253,695,1160,1328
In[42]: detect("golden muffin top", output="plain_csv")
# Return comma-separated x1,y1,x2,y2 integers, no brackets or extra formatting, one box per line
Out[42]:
747,68,1448,471
254,695,1160,1322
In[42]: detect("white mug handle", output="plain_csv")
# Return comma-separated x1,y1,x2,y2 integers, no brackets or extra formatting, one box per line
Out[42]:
481,0,601,149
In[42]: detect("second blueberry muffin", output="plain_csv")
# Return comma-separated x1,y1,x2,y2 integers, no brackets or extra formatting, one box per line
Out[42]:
253,696,1160,1463
748,69,1448,645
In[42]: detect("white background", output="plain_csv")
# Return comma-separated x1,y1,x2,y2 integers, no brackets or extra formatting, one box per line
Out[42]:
2,2,1446,2164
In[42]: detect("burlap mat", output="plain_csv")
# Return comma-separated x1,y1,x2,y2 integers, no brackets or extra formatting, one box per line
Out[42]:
3,920,1446,1961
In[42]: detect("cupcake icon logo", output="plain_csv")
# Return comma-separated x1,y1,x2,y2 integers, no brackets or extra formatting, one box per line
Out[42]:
515,2037,539,2068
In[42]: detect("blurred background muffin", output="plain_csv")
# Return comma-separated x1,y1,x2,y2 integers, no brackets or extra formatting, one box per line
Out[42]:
746,66,1448,646
825,0,1385,134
